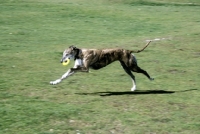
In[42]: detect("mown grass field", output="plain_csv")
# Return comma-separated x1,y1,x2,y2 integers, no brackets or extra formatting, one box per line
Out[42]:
0,0,200,133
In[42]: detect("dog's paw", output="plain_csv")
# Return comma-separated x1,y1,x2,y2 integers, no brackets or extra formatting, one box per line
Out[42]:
131,85,136,91
50,79,61,85
150,78,154,81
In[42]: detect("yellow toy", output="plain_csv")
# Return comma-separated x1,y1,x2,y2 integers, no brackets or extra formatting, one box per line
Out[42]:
62,59,70,66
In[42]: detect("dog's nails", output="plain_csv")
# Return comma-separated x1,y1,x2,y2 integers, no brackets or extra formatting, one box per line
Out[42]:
50,81,55,85
150,78,154,81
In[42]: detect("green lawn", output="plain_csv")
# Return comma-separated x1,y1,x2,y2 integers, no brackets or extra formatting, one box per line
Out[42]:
0,0,200,133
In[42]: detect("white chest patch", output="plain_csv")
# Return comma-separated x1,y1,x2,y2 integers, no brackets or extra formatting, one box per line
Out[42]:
74,59,83,68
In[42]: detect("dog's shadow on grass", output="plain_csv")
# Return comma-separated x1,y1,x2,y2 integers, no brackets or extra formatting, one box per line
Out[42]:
76,89,198,96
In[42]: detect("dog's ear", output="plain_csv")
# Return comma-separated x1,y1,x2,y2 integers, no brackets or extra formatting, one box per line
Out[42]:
69,45,77,50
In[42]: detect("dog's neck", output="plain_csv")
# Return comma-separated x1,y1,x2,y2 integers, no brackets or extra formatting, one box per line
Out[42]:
74,48,80,60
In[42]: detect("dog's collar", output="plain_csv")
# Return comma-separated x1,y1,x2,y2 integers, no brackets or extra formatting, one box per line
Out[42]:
74,48,80,60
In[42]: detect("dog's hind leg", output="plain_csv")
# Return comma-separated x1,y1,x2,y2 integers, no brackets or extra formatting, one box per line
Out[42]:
129,54,154,81
120,61,137,91
132,66,154,81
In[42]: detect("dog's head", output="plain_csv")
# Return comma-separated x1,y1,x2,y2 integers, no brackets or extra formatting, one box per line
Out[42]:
60,46,79,63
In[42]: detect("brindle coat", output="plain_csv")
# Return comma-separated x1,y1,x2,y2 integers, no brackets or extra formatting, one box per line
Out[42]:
50,41,154,91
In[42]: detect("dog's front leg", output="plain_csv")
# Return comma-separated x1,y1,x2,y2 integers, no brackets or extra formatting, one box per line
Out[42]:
50,59,83,85
50,69,74,85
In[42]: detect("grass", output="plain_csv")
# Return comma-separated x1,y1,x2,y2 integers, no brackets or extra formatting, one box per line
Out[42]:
0,0,200,133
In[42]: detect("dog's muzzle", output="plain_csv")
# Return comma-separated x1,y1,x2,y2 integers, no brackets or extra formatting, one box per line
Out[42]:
60,56,70,63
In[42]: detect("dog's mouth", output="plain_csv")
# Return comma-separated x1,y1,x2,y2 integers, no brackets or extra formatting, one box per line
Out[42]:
61,57,70,63
63,59,69,63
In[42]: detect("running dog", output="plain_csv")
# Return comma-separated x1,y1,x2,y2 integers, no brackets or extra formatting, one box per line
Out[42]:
50,41,154,91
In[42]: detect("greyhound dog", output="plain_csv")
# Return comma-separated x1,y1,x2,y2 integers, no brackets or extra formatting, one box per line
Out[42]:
50,41,154,91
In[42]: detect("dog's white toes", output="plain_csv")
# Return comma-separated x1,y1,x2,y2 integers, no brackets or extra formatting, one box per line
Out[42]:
50,79,61,85
50,81,56,85
131,85,136,91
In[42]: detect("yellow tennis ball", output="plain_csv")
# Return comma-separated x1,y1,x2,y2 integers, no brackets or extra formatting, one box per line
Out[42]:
62,59,70,66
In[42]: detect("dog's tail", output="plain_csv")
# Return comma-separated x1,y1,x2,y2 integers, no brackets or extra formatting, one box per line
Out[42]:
131,41,151,53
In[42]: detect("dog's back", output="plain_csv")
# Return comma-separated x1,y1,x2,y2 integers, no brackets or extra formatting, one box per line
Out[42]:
86,48,132,70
